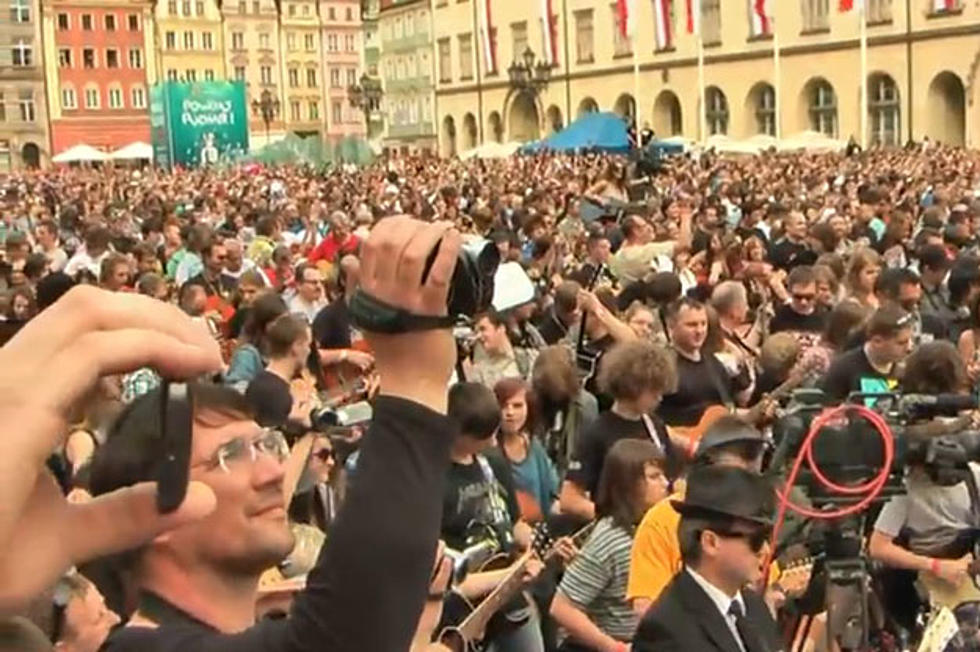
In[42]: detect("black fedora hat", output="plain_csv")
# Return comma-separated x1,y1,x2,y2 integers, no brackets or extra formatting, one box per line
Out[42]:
671,466,773,527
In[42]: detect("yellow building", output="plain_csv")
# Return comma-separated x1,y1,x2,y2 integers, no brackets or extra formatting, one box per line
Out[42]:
154,0,225,83
433,0,980,154
280,0,324,137
222,0,286,145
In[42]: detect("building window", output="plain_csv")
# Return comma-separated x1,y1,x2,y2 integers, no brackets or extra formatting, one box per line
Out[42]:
702,0,721,44
287,33,296,50
237,0,244,11
290,100,301,121
574,10,594,63
309,101,318,120
260,65,272,84
458,33,473,80
306,68,317,87
231,32,244,49
755,84,775,136
345,34,355,51
106,49,119,68
12,40,32,66
19,90,34,122
332,100,341,124
803,0,830,31
511,21,528,61
346,67,356,86
202,32,213,50
108,87,123,108
81,13,92,29
808,79,838,136
183,31,194,49
82,48,95,68
129,49,142,68
166,31,176,49
610,4,631,56
57,12,69,29
305,33,315,51
346,7,352,20
252,0,259,13
437,38,451,82
867,0,891,22
195,0,203,14
288,68,299,87
105,14,116,30
128,13,139,30
706,86,728,135
328,6,335,19
58,48,72,67
259,33,269,49
61,87,77,110
301,4,308,15
330,68,340,87
131,86,146,108
10,0,29,23
234,66,245,80
167,69,177,81
0,94,5,121
168,0,177,13
84,87,99,109
869,74,899,146
328,34,338,51
288,3,295,16
185,69,196,81
181,0,190,14
204,69,214,80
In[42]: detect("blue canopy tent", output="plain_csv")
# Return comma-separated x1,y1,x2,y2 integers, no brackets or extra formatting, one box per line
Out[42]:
521,111,631,154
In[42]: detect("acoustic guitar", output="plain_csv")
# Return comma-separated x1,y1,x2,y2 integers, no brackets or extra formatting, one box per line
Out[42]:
917,556,980,611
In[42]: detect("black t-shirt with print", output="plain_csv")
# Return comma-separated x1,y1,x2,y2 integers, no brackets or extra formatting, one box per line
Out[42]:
769,304,828,335
820,346,896,402
657,353,742,427
441,453,520,551
566,410,675,497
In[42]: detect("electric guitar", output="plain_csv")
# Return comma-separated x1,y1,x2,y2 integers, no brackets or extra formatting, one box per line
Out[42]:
575,263,606,387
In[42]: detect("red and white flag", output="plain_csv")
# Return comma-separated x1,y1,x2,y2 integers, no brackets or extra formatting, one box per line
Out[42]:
615,0,637,38
476,0,496,74
838,0,864,11
540,0,558,65
653,0,672,49
750,0,771,36
685,0,701,35
932,0,957,11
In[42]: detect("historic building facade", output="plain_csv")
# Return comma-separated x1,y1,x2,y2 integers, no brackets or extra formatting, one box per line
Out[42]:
432,0,980,153
42,0,156,155
281,0,324,138
1,0,50,168
319,0,365,143
154,0,225,83
378,0,435,154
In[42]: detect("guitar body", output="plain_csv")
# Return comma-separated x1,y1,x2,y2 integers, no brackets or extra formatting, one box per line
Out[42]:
668,404,730,445
918,571,980,612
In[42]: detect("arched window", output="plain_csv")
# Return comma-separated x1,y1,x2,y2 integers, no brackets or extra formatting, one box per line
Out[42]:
755,84,775,136
869,74,899,146
706,86,728,135
808,80,837,137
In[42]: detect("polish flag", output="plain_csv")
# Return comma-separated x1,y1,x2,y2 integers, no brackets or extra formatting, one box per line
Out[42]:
932,0,957,10
685,0,701,35
616,0,637,38
750,0,771,35
838,0,864,11
541,0,558,64
653,0,672,49
476,0,496,74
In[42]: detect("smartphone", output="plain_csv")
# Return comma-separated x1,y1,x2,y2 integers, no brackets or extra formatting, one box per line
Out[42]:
156,382,193,514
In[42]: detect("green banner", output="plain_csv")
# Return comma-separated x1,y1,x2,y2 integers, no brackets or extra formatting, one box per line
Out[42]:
152,81,249,168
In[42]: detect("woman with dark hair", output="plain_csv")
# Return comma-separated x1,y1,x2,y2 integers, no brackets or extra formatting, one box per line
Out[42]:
550,439,669,652
227,268,268,339
224,289,288,391
493,377,559,523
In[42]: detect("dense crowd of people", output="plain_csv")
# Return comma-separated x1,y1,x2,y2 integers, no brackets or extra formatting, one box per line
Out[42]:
1,142,980,651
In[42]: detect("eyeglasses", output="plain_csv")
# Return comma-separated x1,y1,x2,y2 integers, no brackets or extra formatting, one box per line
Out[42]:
792,293,816,303
713,526,772,553
198,429,289,474
314,448,334,462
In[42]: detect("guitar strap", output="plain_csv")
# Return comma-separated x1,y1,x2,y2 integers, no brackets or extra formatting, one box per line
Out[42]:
640,414,668,455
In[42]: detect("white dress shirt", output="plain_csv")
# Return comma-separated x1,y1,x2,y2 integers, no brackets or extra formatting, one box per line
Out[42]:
686,566,747,652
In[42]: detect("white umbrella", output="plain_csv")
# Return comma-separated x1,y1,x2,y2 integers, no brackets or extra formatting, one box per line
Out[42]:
52,143,109,163
110,141,153,160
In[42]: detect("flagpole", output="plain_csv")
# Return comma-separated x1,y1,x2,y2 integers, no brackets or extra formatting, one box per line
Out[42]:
632,40,640,128
697,34,706,142
773,15,781,141
859,1,868,147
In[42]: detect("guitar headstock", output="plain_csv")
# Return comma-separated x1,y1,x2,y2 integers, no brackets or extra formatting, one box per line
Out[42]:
530,522,553,561
774,556,816,598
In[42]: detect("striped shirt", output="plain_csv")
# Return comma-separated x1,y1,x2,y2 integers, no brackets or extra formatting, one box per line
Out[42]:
557,516,637,643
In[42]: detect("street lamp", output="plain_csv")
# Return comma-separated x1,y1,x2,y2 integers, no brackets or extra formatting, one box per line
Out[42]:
348,73,383,139
507,46,551,94
251,89,280,146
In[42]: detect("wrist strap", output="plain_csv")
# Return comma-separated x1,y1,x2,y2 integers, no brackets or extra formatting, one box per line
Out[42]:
930,558,941,574
349,289,454,334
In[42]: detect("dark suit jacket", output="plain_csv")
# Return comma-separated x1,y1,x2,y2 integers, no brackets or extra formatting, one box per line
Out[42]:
633,569,783,652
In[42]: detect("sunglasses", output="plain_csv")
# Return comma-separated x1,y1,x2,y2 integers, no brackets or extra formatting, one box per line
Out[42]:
314,448,334,462
792,292,816,303
713,526,771,553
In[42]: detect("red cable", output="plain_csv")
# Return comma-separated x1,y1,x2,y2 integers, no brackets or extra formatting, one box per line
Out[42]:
759,403,895,587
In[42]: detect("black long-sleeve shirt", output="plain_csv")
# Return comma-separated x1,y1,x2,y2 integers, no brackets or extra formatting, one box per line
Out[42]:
102,395,454,652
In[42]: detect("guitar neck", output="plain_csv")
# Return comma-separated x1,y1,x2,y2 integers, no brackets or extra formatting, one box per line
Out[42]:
456,551,531,642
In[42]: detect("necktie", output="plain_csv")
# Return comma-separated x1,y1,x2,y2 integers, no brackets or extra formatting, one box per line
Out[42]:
728,600,766,652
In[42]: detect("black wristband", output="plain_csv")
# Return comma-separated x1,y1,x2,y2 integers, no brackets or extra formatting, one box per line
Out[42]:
349,289,454,334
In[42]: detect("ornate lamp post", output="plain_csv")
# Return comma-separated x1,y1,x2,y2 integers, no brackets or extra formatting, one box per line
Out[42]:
251,89,280,146
348,73,383,139
507,46,551,94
